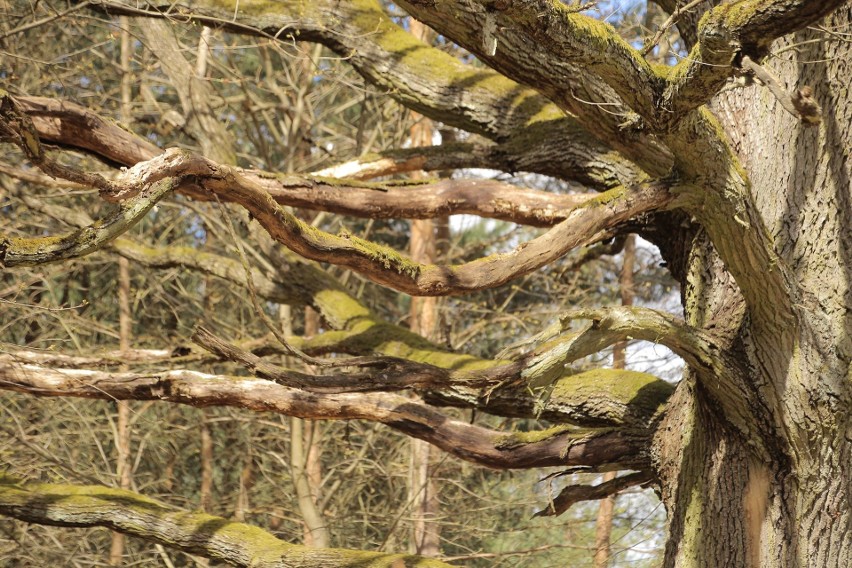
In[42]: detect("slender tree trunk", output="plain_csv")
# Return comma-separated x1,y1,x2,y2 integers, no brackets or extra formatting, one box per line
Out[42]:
109,20,134,565
283,305,330,548
593,234,635,568
233,460,253,523
195,36,215,567
405,18,442,559
655,7,852,566
194,274,215,568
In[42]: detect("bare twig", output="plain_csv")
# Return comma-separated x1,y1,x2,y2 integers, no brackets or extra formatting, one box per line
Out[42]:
641,0,703,56
740,56,822,125
534,471,654,517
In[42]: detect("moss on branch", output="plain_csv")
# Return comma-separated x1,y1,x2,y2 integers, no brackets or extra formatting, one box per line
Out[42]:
1,179,178,268
0,474,452,567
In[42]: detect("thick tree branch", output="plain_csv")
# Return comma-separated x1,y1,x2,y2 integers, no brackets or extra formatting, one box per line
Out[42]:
0,348,184,367
401,0,841,135
0,363,648,470
260,176,599,228
191,326,511,393
521,306,738,386
13,96,160,165
429,367,673,430
200,171,601,227
401,0,661,125
518,305,765,445
5,136,669,293
664,111,797,330
14,95,632,222
394,0,673,176
81,1,557,137
0,474,451,568
3,186,673,430
99,149,674,296
309,129,639,190
73,0,650,184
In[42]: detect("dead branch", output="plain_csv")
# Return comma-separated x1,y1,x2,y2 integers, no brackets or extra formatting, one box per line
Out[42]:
0,361,648,470
534,470,654,517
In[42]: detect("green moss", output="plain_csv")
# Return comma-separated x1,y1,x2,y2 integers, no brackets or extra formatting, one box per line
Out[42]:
552,369,673,405
0,475,451,566
548,369,674,425
314,289,372,327
6,235,68,255
495,424,577,449
578,185,626,208
713,1,767,30
345,233,422,278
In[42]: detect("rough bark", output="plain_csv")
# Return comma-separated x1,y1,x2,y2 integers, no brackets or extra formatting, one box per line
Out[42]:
0,362,651,471
652,6,852,567
406,47,442,555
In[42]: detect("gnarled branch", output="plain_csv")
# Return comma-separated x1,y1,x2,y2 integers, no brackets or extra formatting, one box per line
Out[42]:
660,0,843,128
0,362,648,470
69,0,648,185
14,95,630,222
102,149,675,296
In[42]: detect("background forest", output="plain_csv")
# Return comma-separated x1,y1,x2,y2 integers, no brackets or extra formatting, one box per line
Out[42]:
1,1,683,565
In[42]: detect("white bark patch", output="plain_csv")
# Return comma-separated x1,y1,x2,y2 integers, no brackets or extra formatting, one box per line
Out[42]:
482,13,498,56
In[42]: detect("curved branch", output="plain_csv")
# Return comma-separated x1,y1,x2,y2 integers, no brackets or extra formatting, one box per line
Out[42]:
261,176,598,228
663,113,797,330
533,470,654,518
310,128,638,190
3,191,673,429
0,474,451,568
14,96,160,165
74,0,648,184
521,305,739,386
400,0,660,124
16,95,634,221
520,305,764,443
0,362,648,470
394,0,673,175
83,0,558,139
191,326,510,393
401,0,843,135
0,178,177,268
109,149,674,296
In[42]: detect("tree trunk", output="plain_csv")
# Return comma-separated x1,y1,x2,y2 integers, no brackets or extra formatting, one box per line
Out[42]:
407,19,442,557
109,22,134,564
655,6,852,566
